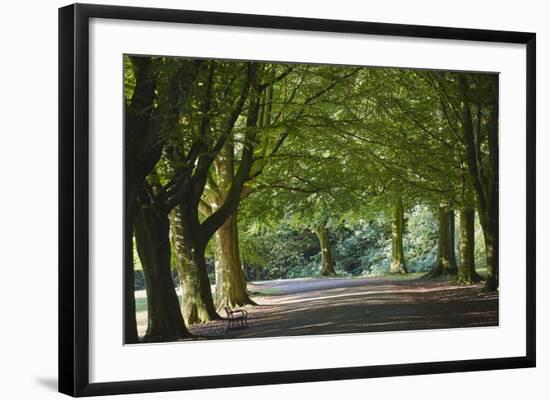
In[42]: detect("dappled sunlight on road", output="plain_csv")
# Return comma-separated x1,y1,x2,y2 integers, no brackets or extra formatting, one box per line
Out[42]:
135,276,498,340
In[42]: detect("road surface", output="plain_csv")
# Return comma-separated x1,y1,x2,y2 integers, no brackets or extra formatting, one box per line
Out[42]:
185,276,498,340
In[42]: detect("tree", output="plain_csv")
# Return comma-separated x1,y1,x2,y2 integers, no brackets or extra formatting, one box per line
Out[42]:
425,72,499,288
312,223,336,276
459,74,499,291
203,68,279,309
214,211,254,307
235,65,365,279
124,56,201,342
426,200,458,277
134,184,190,341
390,196,407,274
197,140,256,311
457,211,482,284
125,57,500,344
207,66,293,308
168,61,260,323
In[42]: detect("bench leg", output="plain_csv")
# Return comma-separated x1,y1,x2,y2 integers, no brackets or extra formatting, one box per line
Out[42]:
225,313,247,333
226,318,233,333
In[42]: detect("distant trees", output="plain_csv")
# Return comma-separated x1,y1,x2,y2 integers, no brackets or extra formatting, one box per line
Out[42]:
390,197,407,274
426,201,459,277
125,56,499,342
458,202,482,284
312,224,336,276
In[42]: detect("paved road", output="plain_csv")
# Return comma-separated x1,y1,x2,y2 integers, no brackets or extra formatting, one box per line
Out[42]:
250,277,379,294
189,277,499,340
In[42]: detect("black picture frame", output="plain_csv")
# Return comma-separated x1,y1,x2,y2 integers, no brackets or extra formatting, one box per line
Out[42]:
59,3,536,397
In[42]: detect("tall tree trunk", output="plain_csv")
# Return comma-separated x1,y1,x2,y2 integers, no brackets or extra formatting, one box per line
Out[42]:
123,58,199,344
482,216,499,291
314,225,336,276
457,207,482,284
459,75,499,291
448,208,458,272
169,63,258,323
426,202,457,277
255,266,262,281
124,208,138,344
239,248,249,284
210,140,255,310
214,212,255,309
171,203,220,325
134,201,190,342
483,92,499,292
214,260,222,298
390,197,408,274
123,56,157,345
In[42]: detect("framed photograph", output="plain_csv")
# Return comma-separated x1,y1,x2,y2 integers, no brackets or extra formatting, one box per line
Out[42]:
59,3,536,397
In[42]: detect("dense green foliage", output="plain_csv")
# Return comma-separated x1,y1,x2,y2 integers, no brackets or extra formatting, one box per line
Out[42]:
237,205,486,280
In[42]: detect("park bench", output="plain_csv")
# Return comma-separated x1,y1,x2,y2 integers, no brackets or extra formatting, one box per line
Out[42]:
224,307,248,332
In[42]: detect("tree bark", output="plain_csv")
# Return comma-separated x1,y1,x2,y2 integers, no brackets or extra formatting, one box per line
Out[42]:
214,212,255,309
426,202,458,277
459,75,499,291
155,63,255,326
123,56,158,345
124,211,138,344
157,62,257,325
457,207,482,284
482,217,499,291
134,200,190,342
209,138,255,310
314,225,336,276
171,203,220,325
255,266,262,281
448,208,458,272
484,86,499,292
123,57,202,343
390,197,408,274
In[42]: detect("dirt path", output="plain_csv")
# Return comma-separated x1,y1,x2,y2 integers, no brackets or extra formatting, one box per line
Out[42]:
185,277,498,340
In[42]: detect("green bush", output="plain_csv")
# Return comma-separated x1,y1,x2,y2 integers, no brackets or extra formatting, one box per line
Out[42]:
236,205,486,280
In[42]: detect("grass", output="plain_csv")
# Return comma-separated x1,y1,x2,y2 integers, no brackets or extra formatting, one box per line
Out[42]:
249,287,284,296
135,297,148,313
364,272,425,281
135,294,184,313
365,268,488,281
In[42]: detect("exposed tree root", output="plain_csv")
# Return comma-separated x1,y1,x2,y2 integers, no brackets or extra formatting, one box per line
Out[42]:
422,265,457,280
183,303,221,325
216,294,257,312
455,271,483,285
